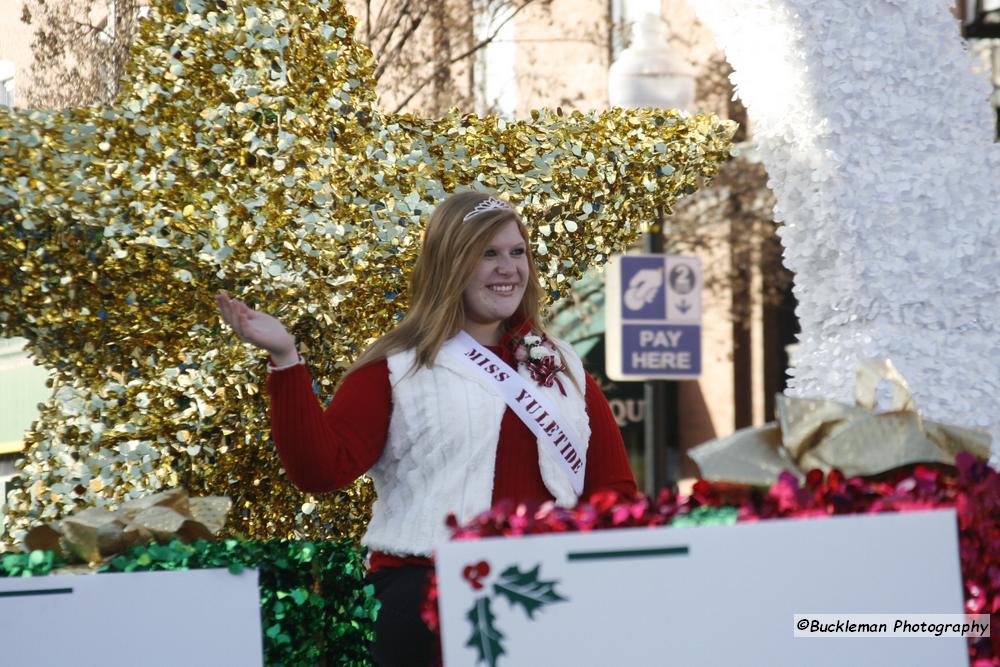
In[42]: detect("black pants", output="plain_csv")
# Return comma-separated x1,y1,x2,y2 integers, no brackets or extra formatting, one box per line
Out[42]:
367,565,436,667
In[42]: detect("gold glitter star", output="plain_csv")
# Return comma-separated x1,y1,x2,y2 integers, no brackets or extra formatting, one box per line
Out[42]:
0,0,735,543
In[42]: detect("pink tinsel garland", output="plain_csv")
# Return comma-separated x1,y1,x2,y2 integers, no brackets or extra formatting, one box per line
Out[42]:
423,453,998,665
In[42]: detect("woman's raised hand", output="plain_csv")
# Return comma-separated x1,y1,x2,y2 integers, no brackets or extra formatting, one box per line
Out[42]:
215,291,298,365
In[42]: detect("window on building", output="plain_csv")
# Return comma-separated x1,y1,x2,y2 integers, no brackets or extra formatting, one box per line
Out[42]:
94,2,150,103
0,337,50,457
0,60,15,108
95,1,118,101
472,1,518,117
98,0,118,42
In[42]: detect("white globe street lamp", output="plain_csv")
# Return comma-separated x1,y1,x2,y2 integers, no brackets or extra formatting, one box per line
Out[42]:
608,13,695,111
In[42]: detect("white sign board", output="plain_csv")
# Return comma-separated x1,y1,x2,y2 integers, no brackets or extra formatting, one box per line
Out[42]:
0,568,263,666
436,510,966,667
605,253,702,380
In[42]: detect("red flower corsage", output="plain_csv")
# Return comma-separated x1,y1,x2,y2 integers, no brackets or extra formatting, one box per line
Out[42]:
512,333,567,395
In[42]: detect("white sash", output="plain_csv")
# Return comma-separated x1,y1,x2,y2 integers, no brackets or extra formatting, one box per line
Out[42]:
441,330,587,495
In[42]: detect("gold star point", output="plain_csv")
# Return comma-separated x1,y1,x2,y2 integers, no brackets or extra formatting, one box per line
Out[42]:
0,0,734,543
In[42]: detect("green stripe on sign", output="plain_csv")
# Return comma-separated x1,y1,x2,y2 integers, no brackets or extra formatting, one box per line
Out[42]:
0,587,73,599
567,546,689,561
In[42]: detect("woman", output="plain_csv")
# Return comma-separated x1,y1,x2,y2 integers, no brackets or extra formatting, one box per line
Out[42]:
215,190,636,666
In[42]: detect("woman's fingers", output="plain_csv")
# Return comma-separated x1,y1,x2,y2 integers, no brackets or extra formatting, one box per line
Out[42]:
216,291,248,340
236,299,254,321
215,291,293,356
215,291,233,316
235,302,256,341
214,294,231,326
218,296,238,332
217,302,233,329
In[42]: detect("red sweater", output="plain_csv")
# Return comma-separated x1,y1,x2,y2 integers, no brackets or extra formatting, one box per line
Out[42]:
267,340,637,567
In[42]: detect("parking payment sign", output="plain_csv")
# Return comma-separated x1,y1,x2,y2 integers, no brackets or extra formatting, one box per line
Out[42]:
605,254,702,381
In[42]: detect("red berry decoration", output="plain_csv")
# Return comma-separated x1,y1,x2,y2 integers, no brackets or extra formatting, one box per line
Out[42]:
462,560,493,590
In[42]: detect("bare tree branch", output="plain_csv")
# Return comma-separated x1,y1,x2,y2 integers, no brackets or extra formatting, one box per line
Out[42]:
371,0,394,40
365,0,372,45
20,0,142,108
390,0,534,113
68,19,104,33
373,0,414,60
373,6,430,81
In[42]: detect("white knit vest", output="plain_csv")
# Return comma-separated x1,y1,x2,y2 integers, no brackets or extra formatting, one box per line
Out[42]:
361,337,590,557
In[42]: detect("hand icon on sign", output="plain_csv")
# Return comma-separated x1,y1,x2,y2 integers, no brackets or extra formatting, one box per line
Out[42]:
624,268,664,311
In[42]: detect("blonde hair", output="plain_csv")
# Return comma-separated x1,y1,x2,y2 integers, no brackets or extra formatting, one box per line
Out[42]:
347,190,548,374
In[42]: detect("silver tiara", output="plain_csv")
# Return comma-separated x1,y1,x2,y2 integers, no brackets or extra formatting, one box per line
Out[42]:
462,197,513,221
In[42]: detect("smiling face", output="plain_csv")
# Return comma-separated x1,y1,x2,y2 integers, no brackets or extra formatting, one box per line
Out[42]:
461,219,529,345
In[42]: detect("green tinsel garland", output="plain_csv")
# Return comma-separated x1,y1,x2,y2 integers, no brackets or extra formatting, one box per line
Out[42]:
0,540,377,666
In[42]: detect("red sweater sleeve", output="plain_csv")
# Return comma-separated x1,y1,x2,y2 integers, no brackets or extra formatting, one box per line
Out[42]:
582,372,639,497
267,360,392,493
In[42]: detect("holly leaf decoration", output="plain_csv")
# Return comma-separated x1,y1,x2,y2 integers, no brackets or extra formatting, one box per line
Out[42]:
493,564,567,620
466,596,505,667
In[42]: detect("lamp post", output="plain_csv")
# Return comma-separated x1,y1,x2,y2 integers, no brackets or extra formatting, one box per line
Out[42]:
608,11,695,495
959,0,1000,138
